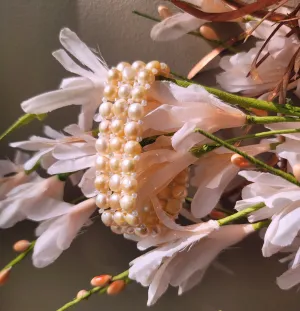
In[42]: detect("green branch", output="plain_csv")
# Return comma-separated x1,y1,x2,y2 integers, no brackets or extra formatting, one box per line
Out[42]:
194,128,300,186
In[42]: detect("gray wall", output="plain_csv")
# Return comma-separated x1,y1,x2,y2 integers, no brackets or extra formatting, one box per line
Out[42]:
0,1,299,310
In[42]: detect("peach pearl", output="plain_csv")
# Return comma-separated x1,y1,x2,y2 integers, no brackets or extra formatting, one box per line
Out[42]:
113,211,126,226
101,211,113,226
121,176,138,193
95,137,109,154
109,174,122,192
96,193,108,209
94,174,109,191
165,199,181,215
146,61,161,74
111,225,123,234
124,213,139,226
103,85,118,101
109,157,121,173
132,60,146,71
124,141,142,156
110,137,124,153
116,62,131,72
99,102,113,119
160,63,170,75
134,226,149,237
128,103,144,121
109,193,121,210
174,170,189,184
171,185,188,199
95,155,109,172
118,84,132,99
107,68,122,83
157,187,172,199
124,122,142,140
99,120,111,134
131,86,147,102
111,119,124,136
120,195,136,212
137,69,155,85
122,66,136,83
121,158,136,173
112,99,128,117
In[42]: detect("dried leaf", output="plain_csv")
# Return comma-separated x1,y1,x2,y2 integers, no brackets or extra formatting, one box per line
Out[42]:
171,0,281,22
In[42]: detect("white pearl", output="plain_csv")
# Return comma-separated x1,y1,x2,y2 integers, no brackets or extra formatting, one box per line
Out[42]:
121,158,136,173
94,174,109,191
124,141,142,156
131,86,147,102
109,174,122,192
134,226,149,237
109,193,121,209
109,157,121,173
171,185,188,199
124,122,142,140
110,137,124,153
99,120,110,134
99,102,113,119
103,85,118,101
132,61,146,71
111,119,124,136
111,225,123,234
118,84,132,99
121,176,138,193
96,137,109,154
122,67,136,82
101,211,113,226
113,211,126,226
120,195,136,212
128,103,144,121
96,193,108,209
95,156,109,172
116,62,131,72
112,99,128,117
124,213,139,226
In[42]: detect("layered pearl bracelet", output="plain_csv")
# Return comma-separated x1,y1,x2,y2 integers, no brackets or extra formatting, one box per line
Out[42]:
95,61,188,237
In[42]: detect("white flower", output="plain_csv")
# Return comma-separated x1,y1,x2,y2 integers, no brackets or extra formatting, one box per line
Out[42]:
217,21,299,97
33,198,96,268
0,175,72,228
129,223,254,305
235,170,300,257
190,142,271,218
21,28,108,130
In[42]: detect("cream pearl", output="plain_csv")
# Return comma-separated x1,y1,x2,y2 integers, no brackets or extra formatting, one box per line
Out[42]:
99,102,113,119
128,103,144,121
124,122,142,140
94,174,109,191
95,155,109,172
158,199,167,209
124,213,139,226
99,120,111,134
121,176,138,193
103,85,118,101
120,195,136,212
146,61,161,74
113,211,126,226
110,137,124,153
116,62,131,72
107,68,122,83
121,158,136,173
111,225,123,235
95,137,109,154
109,174,122,192
111,119,124,136
124,141,142,156
144,215,158,226
109,193,121,210
160,62,170,75
157,187,172,200
118,84,132,99
137,69,155,85
174,170,189,184
109,157,121,173
96,193,108,209
164,199,181,216
112,99,128,117
134,226,149,237
132,60,146,71
122,67,136,83
131,86,147,102
171,185,188,199
101,211,113,226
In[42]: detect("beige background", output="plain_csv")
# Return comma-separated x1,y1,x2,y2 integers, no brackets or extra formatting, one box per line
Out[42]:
0,1,299,310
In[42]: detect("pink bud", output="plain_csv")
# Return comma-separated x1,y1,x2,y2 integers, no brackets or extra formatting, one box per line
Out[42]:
107,280,126,295
90,274,112,287
231,154,249,168
13,240,30,253
293,164,300,181
158,5,172,19
76,290,88,299
0,268,11,286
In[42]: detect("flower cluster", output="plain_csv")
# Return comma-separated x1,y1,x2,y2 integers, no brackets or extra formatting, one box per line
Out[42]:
1,1,300,310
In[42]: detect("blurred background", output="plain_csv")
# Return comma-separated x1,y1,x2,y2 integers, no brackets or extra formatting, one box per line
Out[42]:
0,0,299,310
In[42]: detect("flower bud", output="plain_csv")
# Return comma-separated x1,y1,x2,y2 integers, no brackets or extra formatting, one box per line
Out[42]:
107,280,126,295
231,154,249,168
210,209,226,220
90,274,112,287
158,5,172,19
199,24,220,41
0,268,11,286
293,164,300,181
13,240,30,253
250,108,268,117
76,289,88,299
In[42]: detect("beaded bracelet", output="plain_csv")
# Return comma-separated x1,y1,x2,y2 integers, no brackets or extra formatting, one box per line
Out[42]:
95,61,188,237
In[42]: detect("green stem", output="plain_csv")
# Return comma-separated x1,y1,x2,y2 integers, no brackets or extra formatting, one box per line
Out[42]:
194,128,300,187
190,128,300,157
166,77,300,117
252,220,271,231
56,270,130,311
2,241,36,271
0,113,47,141
218,203,265,226
246,115,300,124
